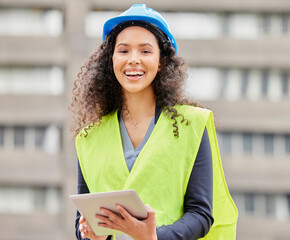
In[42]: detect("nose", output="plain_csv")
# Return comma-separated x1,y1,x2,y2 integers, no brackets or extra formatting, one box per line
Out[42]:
128,51,141,65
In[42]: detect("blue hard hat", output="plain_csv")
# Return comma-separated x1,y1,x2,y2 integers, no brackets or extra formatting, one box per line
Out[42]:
102,4,177,52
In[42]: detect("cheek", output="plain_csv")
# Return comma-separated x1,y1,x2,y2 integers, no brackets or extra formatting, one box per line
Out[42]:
112,56,119,75
150,59,161,73
112,55,116,68
112,55,124,69
152,55,161,72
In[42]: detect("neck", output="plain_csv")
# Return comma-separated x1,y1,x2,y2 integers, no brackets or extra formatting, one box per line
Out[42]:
123,90,156,122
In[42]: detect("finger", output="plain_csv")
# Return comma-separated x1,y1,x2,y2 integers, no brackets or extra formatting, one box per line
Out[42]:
144,204,156,225
116,204,134,220
79,223,88,233
100,208,123,223
80,223,95,239
98,221,122,232
97,217,122,231
80,225,88,238
81,230,90,239
79,224,84,232
96,214,112,224
145,204,155,216
96,212,122,230
79,215,86,223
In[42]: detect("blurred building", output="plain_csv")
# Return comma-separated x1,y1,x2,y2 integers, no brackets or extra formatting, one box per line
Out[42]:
0,0,289,240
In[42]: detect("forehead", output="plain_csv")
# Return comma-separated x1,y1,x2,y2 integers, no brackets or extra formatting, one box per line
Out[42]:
115,26,159,45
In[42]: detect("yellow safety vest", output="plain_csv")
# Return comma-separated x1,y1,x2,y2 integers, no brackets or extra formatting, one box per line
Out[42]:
76,105,238,240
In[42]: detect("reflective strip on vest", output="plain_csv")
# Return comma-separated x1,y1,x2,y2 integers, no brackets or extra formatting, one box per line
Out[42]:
76,105,238,239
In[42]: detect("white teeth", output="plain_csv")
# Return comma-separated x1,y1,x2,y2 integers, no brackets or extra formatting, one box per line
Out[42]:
125,71,144,76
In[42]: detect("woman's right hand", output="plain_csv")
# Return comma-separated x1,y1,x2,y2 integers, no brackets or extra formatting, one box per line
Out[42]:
79,215,108,240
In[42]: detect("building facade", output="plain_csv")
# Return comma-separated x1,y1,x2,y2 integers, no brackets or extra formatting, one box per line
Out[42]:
0,0,290,239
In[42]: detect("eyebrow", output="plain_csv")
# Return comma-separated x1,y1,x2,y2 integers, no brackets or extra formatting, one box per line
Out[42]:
116,43,154,48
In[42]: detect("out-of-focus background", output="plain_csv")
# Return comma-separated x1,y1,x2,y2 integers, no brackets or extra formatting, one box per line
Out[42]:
0,0,290,239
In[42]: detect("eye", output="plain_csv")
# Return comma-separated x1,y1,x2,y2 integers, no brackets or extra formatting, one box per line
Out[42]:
142,50,151,54
119,49,128,53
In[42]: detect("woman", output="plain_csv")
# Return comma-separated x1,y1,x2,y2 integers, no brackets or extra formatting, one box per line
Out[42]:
70,4,237,240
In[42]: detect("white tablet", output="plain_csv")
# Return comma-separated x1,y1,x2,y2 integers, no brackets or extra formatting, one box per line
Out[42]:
70,189,148,236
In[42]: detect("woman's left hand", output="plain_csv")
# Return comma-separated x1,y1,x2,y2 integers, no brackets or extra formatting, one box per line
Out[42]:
96,204,157,240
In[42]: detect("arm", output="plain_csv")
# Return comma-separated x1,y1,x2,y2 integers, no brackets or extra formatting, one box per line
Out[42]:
75,161,90,240
76,161,156,240
156,128,214,240
75,161,111,240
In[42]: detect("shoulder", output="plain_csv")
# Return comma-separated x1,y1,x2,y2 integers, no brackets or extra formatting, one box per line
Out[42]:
161,105,214,135
75,110,118,141
174,105,212,120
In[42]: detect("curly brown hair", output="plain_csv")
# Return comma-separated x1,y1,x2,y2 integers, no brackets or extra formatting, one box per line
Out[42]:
69,26,198,138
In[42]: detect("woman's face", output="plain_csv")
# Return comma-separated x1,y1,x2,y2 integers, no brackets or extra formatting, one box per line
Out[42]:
112,26,160,96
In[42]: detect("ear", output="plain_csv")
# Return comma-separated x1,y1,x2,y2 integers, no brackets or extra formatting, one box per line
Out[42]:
158,60,163,72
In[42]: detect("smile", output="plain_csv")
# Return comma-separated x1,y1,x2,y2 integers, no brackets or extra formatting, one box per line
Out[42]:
124,70,145,77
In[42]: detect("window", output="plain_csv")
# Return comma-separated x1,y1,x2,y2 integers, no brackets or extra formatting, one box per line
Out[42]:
261,70,269,97
220,69,229,98
286,135,290,154
42,125,61,154
281,72,289,97
246,70,262,101
224,69,242,101
287,195,290,215
185,67,290,101
269,14,284,36
281,14,289,34
0,125,61,153
245,193,255,214
241,69,249,97
221,13,230,35
162,12,221,39
219,131,290,157
243,133,253,154
276,195,289,221
34,187,46,210
261,13,286,36
0,8,63,36
264,134,274,155
0,66,64,95
186,68,221,101
268,70,282,101
221,132,232,155
0,186,61,214
35,126,46,149
232,193,290,220
0,126,4,147
13,126,25,148
228,14,260,39
265,195,276,216
85,11,120,37
261,13,271,34
0,187,32,213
